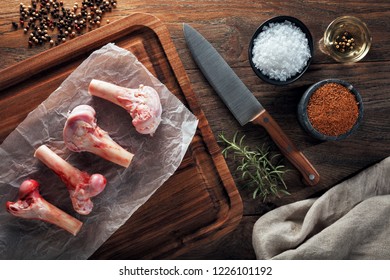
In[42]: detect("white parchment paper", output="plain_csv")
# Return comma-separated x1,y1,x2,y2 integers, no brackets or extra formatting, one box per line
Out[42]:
0,43,198,259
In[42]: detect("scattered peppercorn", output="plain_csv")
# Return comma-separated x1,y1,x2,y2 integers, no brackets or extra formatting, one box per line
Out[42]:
12,21,19,30
14,0,117,48
307,83,359,136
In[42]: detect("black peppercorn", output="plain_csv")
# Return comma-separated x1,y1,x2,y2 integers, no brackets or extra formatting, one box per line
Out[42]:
12,21,19,29
16,0,118,47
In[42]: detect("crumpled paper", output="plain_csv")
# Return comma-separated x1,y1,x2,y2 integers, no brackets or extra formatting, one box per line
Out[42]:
0,43,198,259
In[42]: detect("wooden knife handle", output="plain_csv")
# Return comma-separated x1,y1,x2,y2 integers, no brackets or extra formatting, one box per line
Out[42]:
252,110,320,186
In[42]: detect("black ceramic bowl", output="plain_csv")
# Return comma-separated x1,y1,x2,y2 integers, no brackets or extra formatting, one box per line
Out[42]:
248,16,314,85
297,79,364,141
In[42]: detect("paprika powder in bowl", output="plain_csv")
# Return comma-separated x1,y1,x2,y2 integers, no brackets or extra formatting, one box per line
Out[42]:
297,79,364,141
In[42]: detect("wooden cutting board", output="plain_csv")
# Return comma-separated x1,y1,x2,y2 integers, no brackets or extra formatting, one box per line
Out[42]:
0,13,242,259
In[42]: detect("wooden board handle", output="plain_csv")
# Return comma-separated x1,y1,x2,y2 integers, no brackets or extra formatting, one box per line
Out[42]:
252,110,320,186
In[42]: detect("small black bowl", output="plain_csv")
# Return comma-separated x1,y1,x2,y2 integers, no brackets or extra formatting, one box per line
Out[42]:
248,16,314,85
297,79,364,141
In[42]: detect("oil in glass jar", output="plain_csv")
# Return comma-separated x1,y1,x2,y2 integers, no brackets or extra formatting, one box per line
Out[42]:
323,16,371,63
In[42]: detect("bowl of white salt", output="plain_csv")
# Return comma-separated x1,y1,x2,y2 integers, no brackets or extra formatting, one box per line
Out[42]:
249,16,313,85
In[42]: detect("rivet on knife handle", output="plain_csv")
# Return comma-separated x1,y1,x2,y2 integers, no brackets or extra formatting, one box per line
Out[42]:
252,110,320,186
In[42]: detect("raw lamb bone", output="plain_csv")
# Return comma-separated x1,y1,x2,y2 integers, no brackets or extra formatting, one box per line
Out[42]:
63,104,134,168
34,145,107,215
6,179,83,236
88,79,162,136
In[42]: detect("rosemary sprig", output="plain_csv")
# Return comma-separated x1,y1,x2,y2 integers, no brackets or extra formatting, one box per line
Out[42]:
218,132,289,201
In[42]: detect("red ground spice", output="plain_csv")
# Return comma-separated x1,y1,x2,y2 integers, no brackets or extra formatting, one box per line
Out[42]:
307,83,359,136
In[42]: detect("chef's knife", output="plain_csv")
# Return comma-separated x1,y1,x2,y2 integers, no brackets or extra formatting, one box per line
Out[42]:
183,24,319,186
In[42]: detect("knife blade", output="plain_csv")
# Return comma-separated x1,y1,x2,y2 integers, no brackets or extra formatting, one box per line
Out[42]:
183,23,319,186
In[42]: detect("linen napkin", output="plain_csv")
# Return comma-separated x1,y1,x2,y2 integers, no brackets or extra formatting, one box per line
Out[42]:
253,156,390,259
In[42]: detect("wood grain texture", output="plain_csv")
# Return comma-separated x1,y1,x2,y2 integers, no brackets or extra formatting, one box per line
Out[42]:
1,0,389,259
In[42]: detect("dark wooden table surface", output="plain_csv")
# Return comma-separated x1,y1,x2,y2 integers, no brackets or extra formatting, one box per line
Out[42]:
1,0,389,259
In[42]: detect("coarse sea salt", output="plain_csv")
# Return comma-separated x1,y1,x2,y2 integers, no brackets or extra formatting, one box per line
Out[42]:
251,20,311,82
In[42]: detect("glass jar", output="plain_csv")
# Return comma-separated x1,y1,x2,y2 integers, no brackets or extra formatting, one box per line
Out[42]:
322,16,372,63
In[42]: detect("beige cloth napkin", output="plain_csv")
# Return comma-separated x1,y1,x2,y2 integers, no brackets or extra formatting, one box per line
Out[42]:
252,156,390,259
